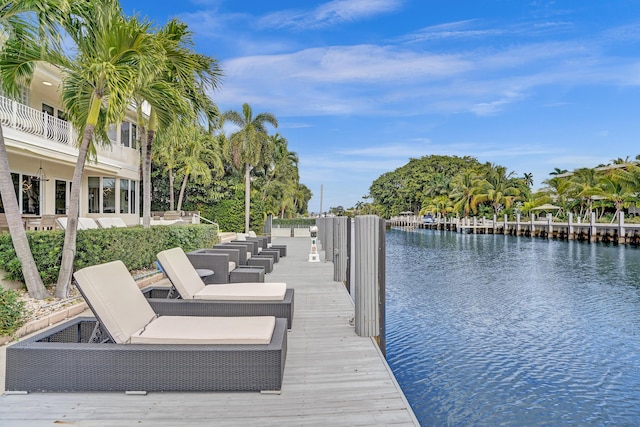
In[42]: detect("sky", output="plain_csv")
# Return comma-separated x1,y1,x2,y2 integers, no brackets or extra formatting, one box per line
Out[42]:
119,0,640,213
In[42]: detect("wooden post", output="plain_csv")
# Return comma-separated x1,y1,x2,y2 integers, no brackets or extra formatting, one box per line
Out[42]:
568,213,574,240
333,217,349,282
618,211,626,244
324,218,334,261
503,214,508,235
493,214,497,234
530,213,535,236
516,213,521,235
590,212,596,243
354,215,385,355
547,214,552,238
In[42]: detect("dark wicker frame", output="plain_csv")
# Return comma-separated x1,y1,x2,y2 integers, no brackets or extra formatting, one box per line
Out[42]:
144,287,294,329
5,317,287,393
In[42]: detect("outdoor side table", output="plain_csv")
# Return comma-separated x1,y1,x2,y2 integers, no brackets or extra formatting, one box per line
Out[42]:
230,267,264,283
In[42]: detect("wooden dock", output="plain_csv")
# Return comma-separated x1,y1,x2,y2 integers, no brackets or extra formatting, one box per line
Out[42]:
389,213,640,245
0,237,419,426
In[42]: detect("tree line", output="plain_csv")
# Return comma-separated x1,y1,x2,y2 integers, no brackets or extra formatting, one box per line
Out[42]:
0,0,309,300
365,154,640,222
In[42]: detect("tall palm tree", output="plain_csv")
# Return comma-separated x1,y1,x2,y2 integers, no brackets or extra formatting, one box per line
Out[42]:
175,125,223,211
0,0,71,299
473,164,521,215
223,103,278,233
136,19,221,229
53,2,164,296
449,169,482,217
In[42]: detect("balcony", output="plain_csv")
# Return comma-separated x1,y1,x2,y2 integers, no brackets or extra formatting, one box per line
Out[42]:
0,95,139,169
0,95,75,146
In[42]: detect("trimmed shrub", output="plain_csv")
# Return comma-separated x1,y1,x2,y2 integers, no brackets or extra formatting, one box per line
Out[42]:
0,224,219,285
0,286,25,337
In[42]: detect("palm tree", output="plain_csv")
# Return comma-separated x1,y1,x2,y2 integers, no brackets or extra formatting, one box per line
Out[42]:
549,167,569,176
136,19,221,229
53,2,164,296
175,125,223,211
522,172,534,187
223,103,278,233
0,0,72,299
472,164,521,215
449,169,482,217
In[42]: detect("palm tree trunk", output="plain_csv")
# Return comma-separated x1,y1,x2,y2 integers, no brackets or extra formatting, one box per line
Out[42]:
55,125,94,298
140,126,151,228
0,126,49,299
177,172,189,212
244,162,251,233
169,168,175,211
141,128,155,229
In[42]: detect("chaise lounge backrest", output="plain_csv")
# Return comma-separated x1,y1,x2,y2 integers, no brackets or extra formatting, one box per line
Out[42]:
97,217,128,228
74,260,157,344
157,247,206,299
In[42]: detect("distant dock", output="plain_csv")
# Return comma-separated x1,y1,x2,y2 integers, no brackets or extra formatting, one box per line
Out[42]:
389,213,640,245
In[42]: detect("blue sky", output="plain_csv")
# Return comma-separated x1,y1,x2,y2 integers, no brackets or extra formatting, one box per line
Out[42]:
119,0,640,213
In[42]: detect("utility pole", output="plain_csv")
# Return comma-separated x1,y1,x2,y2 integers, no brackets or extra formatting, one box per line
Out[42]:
319,184,323,216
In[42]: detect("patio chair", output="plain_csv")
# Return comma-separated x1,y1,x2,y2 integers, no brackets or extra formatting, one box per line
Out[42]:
96,217,128,228
4,260,287,393
155,247,293,327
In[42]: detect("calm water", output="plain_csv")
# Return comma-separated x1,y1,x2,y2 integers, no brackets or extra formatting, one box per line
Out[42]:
385,228,640,426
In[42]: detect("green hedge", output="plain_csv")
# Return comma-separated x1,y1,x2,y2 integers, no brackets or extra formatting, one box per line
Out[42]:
197,199,265,233
0,286,25,337
0,225,219,285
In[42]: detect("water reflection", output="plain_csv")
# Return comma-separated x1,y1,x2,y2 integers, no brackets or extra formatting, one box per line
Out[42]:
386,228,640,426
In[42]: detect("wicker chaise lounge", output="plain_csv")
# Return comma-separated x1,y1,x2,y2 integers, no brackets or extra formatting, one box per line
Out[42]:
154,247,293,328
5,260,287,393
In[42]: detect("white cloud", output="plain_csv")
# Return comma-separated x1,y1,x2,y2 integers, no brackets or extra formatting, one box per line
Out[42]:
259,0,403,30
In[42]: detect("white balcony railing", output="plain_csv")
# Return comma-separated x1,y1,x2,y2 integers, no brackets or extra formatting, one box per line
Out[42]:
0,95,75,146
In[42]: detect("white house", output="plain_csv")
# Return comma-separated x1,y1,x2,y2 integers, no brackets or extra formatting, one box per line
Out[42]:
0,63,141,229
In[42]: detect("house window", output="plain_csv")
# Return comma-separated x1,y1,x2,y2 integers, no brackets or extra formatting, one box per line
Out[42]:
120,122,138,148
120,179,129,213
107,124,117,144
102,178,116,213
55,179,70,215
0,172,41,215
130,180,137,214
88,177,100,213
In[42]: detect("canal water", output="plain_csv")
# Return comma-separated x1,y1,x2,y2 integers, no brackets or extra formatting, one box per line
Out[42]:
385,228,640,426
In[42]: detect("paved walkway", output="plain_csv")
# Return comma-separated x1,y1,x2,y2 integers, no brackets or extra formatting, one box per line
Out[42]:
0,237,419,426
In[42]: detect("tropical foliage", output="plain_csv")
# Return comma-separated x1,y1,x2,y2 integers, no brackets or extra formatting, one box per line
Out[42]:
1,1,310,299
367,154,640,223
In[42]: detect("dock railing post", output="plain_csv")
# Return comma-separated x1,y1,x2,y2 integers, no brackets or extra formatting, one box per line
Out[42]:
516,213,521,235
503,214,508,235
547,214,553,238
333,217,349,282
324,218,334,262
354,215,386,355
493,214,497,234
618,211,625,244
590,211,596,242
568,213,574,240
530,214,535,236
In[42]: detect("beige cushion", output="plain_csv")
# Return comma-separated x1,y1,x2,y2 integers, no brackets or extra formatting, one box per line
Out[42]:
157,247,205,299
78,217,99,229
130,316,275,345
74,260,157,344
193,282,287,301
257,247,262,253
248,231,257,237
236,234,247,241
246,252,252,259
229,261,236,271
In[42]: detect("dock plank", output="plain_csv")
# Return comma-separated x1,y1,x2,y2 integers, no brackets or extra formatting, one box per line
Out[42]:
0,237,419,426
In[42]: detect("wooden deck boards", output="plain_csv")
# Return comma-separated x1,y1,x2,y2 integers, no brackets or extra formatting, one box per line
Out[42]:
0,237,419,426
